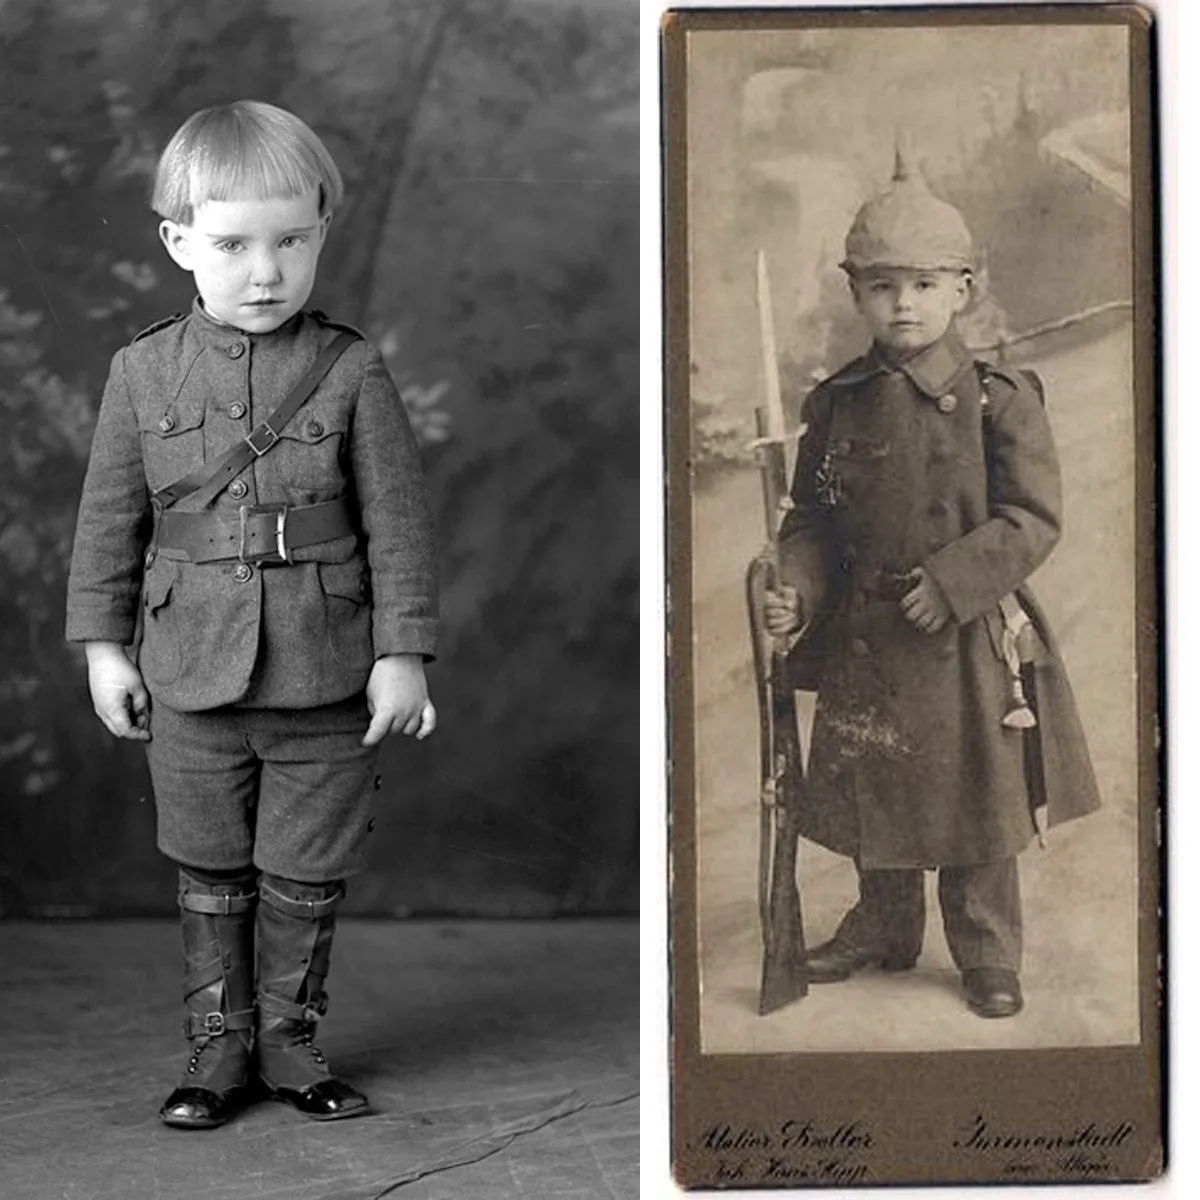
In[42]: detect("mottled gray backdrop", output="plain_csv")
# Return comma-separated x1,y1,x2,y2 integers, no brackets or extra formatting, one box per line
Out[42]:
0,0,637,917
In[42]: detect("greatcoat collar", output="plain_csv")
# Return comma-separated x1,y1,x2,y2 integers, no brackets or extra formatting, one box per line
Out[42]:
829,325,976,401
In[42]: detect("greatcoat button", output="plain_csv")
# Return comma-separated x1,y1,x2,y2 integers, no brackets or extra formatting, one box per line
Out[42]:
227,341,246,359
228,479,248,499
851,637,870,657
228,401,247,419
233,563,253,583
306,419,324,438
157,415,175,433
937,393,957,413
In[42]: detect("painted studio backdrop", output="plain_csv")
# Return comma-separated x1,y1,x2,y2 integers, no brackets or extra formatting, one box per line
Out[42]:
0,0,637,917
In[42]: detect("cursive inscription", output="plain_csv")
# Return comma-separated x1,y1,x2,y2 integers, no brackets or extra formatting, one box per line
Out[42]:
695,1120,874,1185
952,1114,1136,1179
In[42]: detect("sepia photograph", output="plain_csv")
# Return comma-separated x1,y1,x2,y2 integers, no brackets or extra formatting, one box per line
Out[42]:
664,3,1161,1188
0,1,637,1197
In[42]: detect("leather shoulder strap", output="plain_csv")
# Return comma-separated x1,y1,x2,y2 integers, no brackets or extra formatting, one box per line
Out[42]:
152,330,360,512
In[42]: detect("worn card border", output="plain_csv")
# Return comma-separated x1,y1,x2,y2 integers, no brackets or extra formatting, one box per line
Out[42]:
663,3,1164,1188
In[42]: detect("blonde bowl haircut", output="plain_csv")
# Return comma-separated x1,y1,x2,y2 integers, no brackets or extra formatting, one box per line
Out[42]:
152,100,344,225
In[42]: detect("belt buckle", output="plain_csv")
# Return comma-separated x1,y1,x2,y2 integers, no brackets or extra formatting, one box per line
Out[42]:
203,1012,226,1036
245,425,280,456
238,504,290,566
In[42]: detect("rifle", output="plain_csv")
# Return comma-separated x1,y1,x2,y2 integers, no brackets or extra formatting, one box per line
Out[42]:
745,249,808,1015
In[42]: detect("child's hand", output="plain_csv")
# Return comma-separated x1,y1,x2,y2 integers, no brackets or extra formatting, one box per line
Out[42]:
85,642,151,741
899,567,953,634
764,585,803,636
363,654,437,746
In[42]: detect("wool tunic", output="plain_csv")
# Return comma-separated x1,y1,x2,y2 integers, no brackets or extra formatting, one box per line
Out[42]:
65,300,439,712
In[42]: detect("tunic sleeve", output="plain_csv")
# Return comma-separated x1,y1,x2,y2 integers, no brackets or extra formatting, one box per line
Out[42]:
923,373,1062,624
65,349,152,644
349,344,441,660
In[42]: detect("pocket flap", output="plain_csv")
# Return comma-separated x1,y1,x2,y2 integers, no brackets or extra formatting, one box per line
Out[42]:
278,405,348,444
140,402,205,437
830,436,891,460
143,562,176,612
319,558,369,604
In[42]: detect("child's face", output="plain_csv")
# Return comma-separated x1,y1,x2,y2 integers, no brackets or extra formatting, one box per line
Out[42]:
158,187,330,333
850,267,970,355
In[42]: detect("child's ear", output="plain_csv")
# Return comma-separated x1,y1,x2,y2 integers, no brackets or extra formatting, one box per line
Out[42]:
159,220,194,271
317,210,333,244
952,271,973,313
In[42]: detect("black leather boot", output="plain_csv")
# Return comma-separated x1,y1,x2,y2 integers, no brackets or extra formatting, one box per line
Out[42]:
159,873,257,1129
804,935,919,983
962,967,1024,1018
255,876,369,1121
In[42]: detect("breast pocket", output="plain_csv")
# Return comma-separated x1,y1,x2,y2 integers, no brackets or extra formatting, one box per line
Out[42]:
139,401,206,492
273,404,350,497
819,435,892,508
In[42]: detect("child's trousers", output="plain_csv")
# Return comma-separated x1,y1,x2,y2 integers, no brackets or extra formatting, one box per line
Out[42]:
833,859,1022,972
145,695,380,881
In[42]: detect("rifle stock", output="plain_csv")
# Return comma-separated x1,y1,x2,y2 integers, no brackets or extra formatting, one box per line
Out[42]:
747,404,809,1015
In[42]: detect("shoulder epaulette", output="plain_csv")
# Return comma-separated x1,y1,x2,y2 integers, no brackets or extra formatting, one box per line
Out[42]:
131,312,186,343
309,310,365,340
977,359,1045,408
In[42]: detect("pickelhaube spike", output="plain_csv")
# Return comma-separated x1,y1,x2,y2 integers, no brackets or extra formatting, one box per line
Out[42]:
841,135,973,274
892,129,918,184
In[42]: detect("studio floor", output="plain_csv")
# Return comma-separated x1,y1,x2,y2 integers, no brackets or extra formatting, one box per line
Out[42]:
0,919,637,1200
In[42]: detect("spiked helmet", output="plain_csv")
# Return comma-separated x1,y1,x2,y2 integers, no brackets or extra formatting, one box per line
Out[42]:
841,144,973,274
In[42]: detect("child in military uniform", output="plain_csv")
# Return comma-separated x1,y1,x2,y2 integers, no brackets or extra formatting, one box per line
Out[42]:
66,101,438,1126
765,150,1099,1019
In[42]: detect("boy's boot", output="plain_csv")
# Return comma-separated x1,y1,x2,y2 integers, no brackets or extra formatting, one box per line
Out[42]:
938,860,1024,1018
159,872,257,1129
255,875,369,1121
805,867,925,982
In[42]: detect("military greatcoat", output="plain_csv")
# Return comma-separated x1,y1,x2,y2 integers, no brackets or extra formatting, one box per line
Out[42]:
779,328,1100,870
65,300,439,712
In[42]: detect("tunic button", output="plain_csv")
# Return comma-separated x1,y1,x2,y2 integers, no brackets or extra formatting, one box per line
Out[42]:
157,414,175,433
937,393,957,413
233,563,253,583
228,401,247,419
227,341,246,359
851,637,870,657
306,419,324,438
228,479,248,499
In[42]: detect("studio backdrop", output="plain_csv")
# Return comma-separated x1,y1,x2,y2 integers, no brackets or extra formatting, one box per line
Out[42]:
0,0,637,917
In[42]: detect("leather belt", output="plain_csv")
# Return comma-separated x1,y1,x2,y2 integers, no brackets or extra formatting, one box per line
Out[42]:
154,498,354,565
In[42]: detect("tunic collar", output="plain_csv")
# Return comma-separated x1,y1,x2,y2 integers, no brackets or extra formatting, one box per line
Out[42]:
830,326,975,400
188,296,305,345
